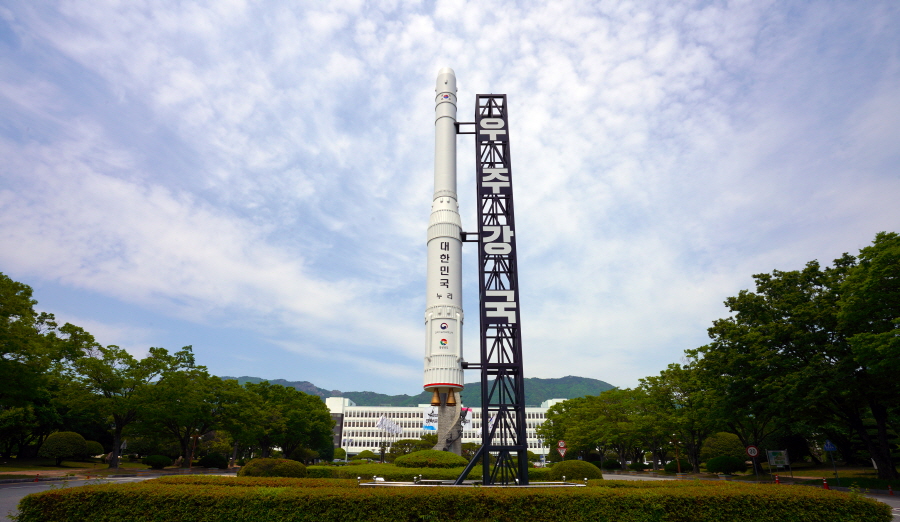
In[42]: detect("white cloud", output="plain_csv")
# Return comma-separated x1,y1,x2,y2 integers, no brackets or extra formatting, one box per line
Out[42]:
1,0,898,392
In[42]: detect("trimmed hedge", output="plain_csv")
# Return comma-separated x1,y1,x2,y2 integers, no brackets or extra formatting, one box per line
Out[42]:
143,455,173,470
18,477,891,521
238,458,307,478
547,460,603,481
154,476,357,488
600,459,621,470
197,453,229,469
394,450,468,468
664,459,691,473
706,455,748,474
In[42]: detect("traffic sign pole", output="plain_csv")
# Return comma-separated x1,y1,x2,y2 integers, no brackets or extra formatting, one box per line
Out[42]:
824,440,840,487
557,440,567,460
746,446,760,481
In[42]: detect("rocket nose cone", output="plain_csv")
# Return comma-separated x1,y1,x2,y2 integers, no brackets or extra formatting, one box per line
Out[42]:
436,67,457,93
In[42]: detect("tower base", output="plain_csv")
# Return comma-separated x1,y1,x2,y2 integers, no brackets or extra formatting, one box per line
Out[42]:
432,390,463,455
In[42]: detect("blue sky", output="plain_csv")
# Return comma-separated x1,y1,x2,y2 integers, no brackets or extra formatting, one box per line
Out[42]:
1,1,898,395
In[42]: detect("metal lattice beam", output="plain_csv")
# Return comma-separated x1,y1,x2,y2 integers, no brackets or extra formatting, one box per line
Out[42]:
458,94,528,485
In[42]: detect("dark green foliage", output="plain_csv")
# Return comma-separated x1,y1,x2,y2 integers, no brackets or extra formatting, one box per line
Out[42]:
547,459,604,480
700,432,746,461
143,455,172,469
394,449,467,468
664,459,691,473
705,456,748,474
600,459,621,469
351,450,377,461
627,462,646,471
38,432,86,466
17,477,891,522
237,458,307,478
82,441,105,460
197,453,229,469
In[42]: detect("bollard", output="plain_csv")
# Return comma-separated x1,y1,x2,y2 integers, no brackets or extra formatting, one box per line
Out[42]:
823,478,829,490
775,475,780,485
889,485,894,496
33,474,39,482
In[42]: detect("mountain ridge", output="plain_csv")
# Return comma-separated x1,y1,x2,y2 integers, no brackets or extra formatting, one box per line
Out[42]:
219,375,616,407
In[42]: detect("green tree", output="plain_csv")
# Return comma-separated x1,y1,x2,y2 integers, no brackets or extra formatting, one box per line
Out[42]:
72,345,195,468
242,382,334,461
640,363,717,472
133,369,245,466
689,233,900,479
38,431,86,466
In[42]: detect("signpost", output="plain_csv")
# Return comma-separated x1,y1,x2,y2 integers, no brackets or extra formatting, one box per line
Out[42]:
746,446,759,481
767,450,793,478
557,440,567,459
823,440,840,486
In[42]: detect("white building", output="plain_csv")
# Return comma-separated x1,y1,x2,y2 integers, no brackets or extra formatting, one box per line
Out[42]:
325,397,567,457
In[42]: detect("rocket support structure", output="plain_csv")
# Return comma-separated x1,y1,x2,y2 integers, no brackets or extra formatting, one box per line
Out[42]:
423,68,464,454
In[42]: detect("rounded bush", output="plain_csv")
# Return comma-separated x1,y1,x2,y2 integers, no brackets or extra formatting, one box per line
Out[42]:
627,462,646,471
84,441,105,459
238,458,308,478
599,459,621,470
394,450,468,468
39,432,87,466
705,455,748,474
548,460,603,481
700,432,746,461
198,453,229,469
664,459,691,473
143,455,173,469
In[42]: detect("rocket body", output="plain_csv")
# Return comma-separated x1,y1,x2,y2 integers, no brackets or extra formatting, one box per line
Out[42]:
424,68,464,394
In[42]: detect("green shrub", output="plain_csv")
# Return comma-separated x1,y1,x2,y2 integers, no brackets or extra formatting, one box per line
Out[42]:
19,478,891,522
528,467,551,481
197,453,229,469
351,450,378,461
307,466,338,478
664,459,691,473
547,460,603,481
700,432,747,462
394,450,468,468
238,458,307,478
143,455,173,469
82,441,105,461
627,462,646,471
599,459,621,470
705,455,748,474
39,432,87,466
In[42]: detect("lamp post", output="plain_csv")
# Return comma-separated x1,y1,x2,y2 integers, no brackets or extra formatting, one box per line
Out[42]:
190,430,200,470
344,439,353,463
671,435,682,474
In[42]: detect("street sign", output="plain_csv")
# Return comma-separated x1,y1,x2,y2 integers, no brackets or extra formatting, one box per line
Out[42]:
558,447,567,458
558,440,567,449
746,445,759,458
823,440,837,452
767,450,789,467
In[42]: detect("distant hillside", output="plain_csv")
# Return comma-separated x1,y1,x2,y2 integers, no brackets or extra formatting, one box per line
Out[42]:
221,375,614,407
220,376,339,398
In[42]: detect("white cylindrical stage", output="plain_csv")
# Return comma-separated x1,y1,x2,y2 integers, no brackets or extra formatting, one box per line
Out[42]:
424,68,464,393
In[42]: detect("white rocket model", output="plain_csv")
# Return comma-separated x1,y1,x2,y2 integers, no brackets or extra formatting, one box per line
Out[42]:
424,68,464,407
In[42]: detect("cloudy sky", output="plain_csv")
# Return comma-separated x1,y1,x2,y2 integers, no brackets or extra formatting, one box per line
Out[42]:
1,1,898,396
